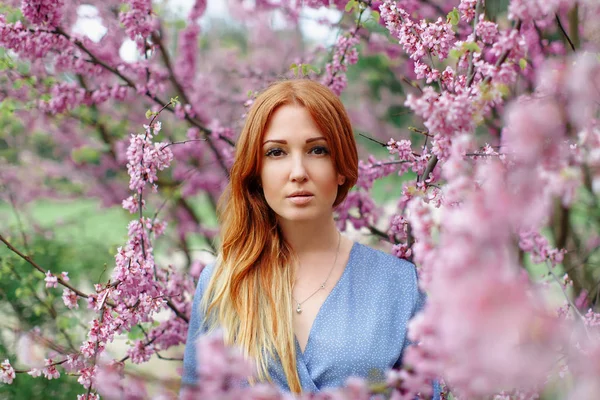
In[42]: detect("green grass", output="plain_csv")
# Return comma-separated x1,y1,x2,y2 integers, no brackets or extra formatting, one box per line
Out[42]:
0,199,129,246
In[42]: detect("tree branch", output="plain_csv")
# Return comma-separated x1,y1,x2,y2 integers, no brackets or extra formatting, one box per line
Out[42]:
0,234,89,299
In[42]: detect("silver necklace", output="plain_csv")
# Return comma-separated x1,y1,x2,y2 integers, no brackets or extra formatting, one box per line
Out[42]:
292,232,341,314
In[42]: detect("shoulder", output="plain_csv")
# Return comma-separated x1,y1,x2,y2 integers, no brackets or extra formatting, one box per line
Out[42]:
192,261,217,299
351,242,418,284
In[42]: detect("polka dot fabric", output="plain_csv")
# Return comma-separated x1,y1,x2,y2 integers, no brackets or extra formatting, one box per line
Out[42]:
181,242,440,398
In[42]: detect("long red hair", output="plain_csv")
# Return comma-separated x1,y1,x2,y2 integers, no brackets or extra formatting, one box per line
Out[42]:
202,79,358,392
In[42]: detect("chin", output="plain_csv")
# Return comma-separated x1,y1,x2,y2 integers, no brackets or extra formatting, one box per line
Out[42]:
275,208,324,223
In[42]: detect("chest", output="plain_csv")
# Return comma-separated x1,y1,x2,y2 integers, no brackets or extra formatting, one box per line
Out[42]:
292,261,345,353
270,273,414,391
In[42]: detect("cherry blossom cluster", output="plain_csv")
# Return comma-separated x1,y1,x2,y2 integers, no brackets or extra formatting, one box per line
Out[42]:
321,34,360,96
508,0,569,22
379,0,455,62
119,0,158,44
28,359,61,380
0,17,71,59
2,0,600,398
458,0,477,22
125,121,174,194
519,230,567,266
21,0,64,28
175,24,200,84
182,332,429,400
188,0,207,21
335,191,379,231
0,360,15,384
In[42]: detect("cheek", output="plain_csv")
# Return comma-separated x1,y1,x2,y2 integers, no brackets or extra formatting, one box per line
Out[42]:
260,164,283,198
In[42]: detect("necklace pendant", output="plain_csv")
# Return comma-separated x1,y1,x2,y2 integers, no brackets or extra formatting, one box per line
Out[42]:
296,303,302,314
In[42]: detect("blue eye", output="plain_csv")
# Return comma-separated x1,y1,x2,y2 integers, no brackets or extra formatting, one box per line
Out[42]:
310,146,329,155
265,148,285,157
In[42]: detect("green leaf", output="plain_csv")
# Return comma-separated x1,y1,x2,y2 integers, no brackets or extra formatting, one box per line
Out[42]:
463,42,482,53
449,49,462,59
447,8,460,26
170,96,180,105
496,83,510,97
301,64,309,76
290,63,299,76
128,325,145,341
519,58,528,70
345,0,357,13
145,109,153,119
371,10,380,21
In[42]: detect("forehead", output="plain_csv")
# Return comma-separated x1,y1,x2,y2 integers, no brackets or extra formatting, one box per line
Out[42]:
263,105,324,142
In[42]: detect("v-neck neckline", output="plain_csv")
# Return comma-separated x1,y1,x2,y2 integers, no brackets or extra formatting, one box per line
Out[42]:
296,241,359,358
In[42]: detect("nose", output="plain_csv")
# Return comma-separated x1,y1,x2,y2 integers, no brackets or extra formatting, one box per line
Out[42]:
289,154,308,183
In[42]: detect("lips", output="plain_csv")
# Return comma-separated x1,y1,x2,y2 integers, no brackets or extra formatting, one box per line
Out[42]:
287,190,314,198
287,190,314,205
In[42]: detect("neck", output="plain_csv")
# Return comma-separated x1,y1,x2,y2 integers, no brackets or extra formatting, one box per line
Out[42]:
278,216,340,257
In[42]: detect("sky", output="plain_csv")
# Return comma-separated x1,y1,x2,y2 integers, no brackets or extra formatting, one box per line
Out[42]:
72,1,341,63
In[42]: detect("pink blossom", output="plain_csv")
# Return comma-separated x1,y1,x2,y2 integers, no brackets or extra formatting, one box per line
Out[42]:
475,18,499,44
189,0,207,20
39,82,85,115
77,366,96,389
45,271,58,288
583,309,600,327
341,376,370,400
175,24,200,84
518,230,566,266
63,288,79,309
125,133,174,193
77,394,100,400
21,0,64,28
119,0,158,43
196,332,256,396
490,29,527,61
391,243,412,259
95,362,126,399
380,1,455,62
335,191,379,231
64,354,84,372
122,195,146,214
502,96,565,164
42,359,60,380
508,0,567,22
127,340,154,364
565,53,600,130
321,35,360,95
0,360,15,384
458,0,477,22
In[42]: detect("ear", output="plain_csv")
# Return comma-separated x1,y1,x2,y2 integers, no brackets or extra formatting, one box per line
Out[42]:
337,174,346,186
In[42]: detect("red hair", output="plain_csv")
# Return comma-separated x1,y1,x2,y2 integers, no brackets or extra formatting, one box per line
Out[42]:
202,79,358,392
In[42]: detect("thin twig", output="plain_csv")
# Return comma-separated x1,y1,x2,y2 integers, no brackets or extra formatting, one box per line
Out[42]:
160,138,207,151
546,261,591,340
0,234,89,298
555,14,575,52
358,133,388,147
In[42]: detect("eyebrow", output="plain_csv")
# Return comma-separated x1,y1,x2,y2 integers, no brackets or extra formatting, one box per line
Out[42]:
263,136,326,145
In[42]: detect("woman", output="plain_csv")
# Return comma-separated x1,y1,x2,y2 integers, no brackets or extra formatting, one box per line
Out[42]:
181,79,439,397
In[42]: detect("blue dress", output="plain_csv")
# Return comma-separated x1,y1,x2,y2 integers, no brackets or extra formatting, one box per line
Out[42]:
181,242,440,398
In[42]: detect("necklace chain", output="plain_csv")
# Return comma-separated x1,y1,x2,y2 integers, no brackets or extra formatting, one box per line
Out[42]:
292,232,341,314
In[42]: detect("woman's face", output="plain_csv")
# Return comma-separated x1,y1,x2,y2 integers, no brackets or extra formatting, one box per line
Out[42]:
259,105,345,223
